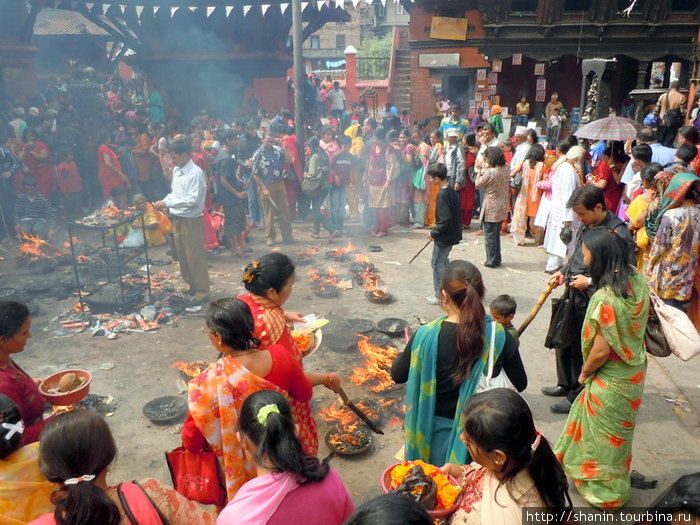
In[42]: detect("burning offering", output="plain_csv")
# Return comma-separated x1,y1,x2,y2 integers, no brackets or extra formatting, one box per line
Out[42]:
382,460,462,516
294,246,320,266
319,399,381,432
16,233,69,272
360,266,393,304
307,267,340,298
325,427,373,456
349,254,376,275
350,335,398,393
170,360,208,380
325,241,358,261
76,205,140,228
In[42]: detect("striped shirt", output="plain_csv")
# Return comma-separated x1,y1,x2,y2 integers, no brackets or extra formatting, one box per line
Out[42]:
13,193,56,228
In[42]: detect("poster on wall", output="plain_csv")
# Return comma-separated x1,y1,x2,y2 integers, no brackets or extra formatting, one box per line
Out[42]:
492,60,502,73
501,107,509,117
488,72,498,85
512,53,522,66
469,100,476,110
483,109,491,119
536,79,547,91
429,16,469,41
475,92,483,102
488,84,497,95
534,63,545,76
476,69,487,81
536,90,546,102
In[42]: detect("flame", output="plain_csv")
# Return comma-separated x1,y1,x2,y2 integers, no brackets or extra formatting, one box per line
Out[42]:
51,404,74,415
350,335,398,392
319,401,359,432
360,267,388,298
297,246,320,257
354,254,371,265
327,241,357,258
328,431,365,451
170,360,207,378
77,255,89,263
307,266,339,290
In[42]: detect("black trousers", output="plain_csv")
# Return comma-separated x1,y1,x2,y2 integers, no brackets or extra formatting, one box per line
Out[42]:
482,221,502,266
555,289,589,403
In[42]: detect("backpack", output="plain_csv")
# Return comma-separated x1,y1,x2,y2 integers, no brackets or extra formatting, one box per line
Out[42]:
302,152,329,197
664,108,684,128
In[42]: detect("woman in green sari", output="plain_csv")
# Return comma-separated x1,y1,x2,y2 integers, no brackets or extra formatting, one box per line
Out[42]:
555,227,650,509
391,260,526,466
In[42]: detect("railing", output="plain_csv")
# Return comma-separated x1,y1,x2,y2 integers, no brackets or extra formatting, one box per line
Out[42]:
311,69,345,80
357,57,391,80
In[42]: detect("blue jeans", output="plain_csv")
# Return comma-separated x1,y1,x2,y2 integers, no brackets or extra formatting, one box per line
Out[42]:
311,189,334,235
431,243,452,296
20,218,49,239
514,115,529,127
328,185,346,232
247,178,264,224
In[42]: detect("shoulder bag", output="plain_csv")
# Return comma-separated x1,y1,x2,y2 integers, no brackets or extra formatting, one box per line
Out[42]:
477,322,515,392
648,289,700,361
117,481,171,525
164,445,226,506
302,153,329,198
544,287,576,349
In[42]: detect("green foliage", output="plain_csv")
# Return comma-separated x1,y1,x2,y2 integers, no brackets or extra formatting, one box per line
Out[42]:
356,34,392,80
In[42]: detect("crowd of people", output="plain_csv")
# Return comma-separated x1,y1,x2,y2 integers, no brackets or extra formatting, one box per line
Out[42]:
1,73,700,524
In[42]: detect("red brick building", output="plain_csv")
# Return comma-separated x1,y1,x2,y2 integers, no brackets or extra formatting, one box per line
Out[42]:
405,0,700,126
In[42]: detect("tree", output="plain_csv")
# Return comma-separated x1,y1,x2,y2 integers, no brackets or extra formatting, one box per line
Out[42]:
357,33,392,80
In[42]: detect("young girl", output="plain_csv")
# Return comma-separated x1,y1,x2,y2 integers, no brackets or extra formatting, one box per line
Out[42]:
442,389,573,525
217,391,354,525
32,411,216,524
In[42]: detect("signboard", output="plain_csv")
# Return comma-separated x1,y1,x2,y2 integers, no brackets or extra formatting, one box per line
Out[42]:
418,53,460,68
430,16,468,41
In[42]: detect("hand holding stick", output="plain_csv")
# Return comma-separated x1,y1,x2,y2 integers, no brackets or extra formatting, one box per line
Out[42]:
517,282,555,336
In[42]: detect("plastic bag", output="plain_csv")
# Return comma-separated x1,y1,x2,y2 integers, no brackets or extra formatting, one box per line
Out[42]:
392,465,438,510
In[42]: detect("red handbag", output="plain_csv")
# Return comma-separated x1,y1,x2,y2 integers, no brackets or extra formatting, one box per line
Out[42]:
165,446,226,506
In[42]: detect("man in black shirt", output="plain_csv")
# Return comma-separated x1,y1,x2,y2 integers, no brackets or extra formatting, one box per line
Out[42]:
215,130,247,256
544,185,634,413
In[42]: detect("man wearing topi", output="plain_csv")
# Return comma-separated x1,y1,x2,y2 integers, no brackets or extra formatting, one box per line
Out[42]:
154,138,210,306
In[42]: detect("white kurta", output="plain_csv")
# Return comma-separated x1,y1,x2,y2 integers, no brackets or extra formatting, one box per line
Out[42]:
544,162,579,259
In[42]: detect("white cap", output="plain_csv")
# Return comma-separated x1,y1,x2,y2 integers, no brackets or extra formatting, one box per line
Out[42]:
446,128,459,137
211,140,220,150
514,126,528,136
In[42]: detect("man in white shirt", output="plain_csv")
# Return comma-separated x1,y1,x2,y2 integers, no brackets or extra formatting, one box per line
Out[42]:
620,129,675,187
325,81,346,119
154,138,210,305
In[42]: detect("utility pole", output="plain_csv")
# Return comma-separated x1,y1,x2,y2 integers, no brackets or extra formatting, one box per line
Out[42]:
292,0,305,169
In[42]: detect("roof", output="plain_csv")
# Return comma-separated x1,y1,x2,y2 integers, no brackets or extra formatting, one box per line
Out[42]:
34,8,111,37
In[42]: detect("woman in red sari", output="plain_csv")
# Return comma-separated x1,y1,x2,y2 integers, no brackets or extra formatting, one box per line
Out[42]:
238,253,341,456
97,130,129,201
460,133,478,228
20,130,55,201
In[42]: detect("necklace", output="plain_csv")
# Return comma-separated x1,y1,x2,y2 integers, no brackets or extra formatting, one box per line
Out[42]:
567,160,584,185
230,349,259,358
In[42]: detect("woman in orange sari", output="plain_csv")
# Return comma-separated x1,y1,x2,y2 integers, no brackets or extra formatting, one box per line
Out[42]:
425,130,445,227
183,297,318,500
511,144,545,245
238,253,341,457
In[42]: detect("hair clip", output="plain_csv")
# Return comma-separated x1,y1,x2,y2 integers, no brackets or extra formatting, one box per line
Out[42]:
531,430,542,451
1,420,24,441
64,474,96,485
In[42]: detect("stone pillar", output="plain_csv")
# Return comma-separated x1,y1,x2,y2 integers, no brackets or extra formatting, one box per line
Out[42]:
580,58,617,124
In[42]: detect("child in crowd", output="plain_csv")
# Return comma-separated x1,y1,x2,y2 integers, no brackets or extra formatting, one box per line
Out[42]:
401,110,410,129
329,135,357,234
489,294,519,346
426,163,462,305
500,141,514,165
56,149,82,217
547,108,563,148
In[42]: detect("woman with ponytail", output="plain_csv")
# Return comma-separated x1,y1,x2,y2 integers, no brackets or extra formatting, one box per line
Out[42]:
31,410,215,525
441,389,573,525
183,297,320,500
391,260,526,466
217,391,354,525
238,253,342,458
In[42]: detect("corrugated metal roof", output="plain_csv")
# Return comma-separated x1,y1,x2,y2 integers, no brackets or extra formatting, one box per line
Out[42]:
34,8,111,37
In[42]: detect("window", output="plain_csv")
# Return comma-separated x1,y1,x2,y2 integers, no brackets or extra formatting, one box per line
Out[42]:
671,0,696,10
310,35,320,49
510,0,537,12
336,34,345,49
563,0,591,11
375,4,385,17
397,2,405,14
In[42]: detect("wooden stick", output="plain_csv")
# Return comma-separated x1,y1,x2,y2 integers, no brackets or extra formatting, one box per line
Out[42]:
408,239,432,264
517,282,555,336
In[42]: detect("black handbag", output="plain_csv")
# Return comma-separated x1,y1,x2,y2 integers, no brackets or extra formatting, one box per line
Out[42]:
644,302,671,357
544,287,576,349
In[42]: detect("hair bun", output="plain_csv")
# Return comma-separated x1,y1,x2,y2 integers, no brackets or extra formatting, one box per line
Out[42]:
242,260,260,284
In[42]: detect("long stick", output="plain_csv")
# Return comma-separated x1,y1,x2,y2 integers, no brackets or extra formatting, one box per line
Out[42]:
408,239,432,264
517,282,555,336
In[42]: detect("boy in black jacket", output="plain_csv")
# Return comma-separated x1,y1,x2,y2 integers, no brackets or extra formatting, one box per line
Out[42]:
426,164,462,305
